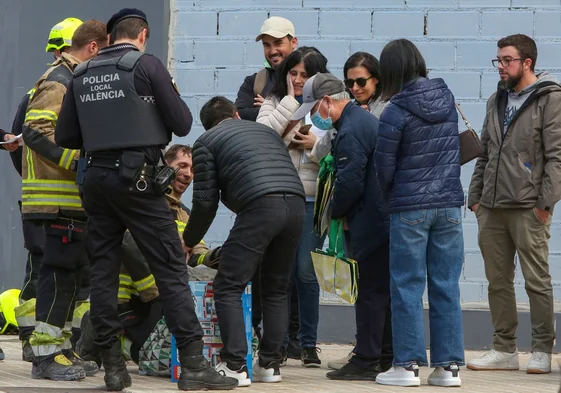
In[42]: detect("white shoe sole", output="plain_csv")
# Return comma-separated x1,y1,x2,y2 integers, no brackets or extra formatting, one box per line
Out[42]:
467,363,519,371
376,377,421,387
428,377,462,387
253,374,282,383
236,378,251,387
527,368,551,374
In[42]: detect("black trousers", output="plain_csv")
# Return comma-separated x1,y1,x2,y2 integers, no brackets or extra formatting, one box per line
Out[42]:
35,216,87,331
81,167,203,350
350,242,394,369
20,217,45,301
214,194,305,369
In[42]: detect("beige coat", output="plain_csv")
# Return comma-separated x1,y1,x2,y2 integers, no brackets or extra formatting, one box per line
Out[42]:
257,95,326,197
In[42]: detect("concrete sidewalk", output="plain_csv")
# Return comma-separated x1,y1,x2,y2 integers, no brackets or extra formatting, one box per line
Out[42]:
0,337,559,392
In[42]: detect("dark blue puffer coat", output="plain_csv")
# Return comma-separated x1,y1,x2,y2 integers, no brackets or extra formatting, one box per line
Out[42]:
374,77,464,212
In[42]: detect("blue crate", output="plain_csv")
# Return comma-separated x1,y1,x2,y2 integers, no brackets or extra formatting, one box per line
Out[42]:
171,282,252,382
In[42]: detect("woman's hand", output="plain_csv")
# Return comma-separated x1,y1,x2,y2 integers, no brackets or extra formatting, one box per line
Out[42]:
287,73,295,97
291,129,317,150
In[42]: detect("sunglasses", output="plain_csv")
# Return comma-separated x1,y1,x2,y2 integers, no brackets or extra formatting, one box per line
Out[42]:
344,76,373,89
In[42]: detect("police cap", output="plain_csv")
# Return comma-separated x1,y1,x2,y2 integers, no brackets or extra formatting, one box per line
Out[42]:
107,8,148,34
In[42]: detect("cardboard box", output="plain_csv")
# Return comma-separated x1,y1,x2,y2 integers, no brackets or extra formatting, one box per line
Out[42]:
171,282,252,382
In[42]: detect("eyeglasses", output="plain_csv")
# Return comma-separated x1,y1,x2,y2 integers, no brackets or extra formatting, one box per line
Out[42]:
492,58,524,68
344,76,373,89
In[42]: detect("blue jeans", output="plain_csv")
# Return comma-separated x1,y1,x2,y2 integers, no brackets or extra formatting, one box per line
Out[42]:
285,202,325,349
389,207,465,367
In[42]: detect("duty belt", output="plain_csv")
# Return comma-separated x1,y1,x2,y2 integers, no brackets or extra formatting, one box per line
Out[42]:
86,157,158,177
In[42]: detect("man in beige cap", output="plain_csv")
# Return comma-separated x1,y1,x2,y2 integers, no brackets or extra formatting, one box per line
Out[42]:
235,16,297,121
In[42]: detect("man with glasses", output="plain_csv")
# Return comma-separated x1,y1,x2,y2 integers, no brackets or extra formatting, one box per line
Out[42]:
468,34,561,374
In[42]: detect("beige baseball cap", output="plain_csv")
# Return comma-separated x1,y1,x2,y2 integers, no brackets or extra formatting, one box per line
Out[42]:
255,16,295,42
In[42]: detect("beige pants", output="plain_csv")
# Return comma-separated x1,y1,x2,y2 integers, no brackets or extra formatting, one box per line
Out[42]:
477,206,554,353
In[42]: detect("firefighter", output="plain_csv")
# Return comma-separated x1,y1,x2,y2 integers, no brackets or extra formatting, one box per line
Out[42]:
22,19,108,381
54,8,237,391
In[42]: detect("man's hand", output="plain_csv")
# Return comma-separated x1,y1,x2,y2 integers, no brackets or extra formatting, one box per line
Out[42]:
471,203,479,213
291,130,317,150
183,244,193,259
2,133,20,152
360,104,369,111
534,207,551,224
254,94,265,107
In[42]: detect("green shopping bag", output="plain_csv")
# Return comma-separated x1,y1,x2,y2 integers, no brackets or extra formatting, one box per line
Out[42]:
311,219,359,304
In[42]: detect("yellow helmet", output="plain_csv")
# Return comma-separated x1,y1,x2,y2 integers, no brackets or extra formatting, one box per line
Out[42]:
0,289,20,334
45,17,83,53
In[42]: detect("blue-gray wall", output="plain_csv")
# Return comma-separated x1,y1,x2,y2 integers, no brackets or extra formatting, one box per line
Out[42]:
0,0,169,291
169,0,561,304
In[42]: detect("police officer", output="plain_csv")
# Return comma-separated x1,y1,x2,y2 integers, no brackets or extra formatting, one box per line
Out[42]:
22,19,107,381
55,8,238,391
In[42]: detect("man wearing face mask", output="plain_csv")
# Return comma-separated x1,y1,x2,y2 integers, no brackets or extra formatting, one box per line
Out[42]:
55,8,237,392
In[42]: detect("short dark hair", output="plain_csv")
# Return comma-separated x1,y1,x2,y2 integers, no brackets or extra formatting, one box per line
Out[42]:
71,20,108,50
271,46,329,100
344,51,382,102
109,17,150,44
200,96,237,131
379,39,427,101
164,144,192,163
497,34,537,72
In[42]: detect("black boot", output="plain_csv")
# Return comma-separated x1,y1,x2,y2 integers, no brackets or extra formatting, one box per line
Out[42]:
75,310,102,368
21,338,34,362
99,341,132,391
63,349,99,376
326,361,380,381
32,352,86,381
178,340,238,391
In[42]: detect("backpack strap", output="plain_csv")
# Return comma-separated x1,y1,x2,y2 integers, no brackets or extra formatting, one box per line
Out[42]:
253,68,268,97
116,51,143,71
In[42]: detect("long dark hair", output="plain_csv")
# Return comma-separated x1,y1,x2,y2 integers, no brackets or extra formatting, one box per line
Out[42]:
343,51,382,102
270,46,329,100
379,39,427,101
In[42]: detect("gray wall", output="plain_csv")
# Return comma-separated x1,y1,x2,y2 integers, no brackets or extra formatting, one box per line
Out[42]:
0,0,169,291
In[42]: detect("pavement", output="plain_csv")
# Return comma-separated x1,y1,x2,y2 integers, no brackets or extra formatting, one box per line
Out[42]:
0,336,560,392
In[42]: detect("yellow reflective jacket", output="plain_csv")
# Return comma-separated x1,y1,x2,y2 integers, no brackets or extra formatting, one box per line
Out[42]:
21,53,83,219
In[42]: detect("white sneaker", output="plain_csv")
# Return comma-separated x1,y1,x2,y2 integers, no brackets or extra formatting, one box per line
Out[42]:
526,352,551,374
467,349,519,370
253,363,281,383
376,365,421,387
428,364,462,387
215,362,251,387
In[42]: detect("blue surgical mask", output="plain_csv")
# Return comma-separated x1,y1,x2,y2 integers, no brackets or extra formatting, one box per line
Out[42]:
311,99,332,130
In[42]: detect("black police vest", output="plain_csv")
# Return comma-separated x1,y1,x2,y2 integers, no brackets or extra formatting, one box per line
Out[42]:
73,51,169,152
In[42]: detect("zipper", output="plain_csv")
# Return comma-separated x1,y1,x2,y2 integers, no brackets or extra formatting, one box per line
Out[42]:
491,85,556,207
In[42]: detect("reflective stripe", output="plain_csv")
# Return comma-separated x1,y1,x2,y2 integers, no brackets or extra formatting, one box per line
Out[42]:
72,301,90,329
28,88,36,100
22,179,78,188
119,274,133,285
118,287,134,300
26,148,35,180
30,321,64,357
134,275,156,292
197,253,206,266
25,109,58,123
58,149,75,170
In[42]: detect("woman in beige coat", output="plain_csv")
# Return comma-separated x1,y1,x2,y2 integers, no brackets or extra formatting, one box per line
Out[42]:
256,47,330,368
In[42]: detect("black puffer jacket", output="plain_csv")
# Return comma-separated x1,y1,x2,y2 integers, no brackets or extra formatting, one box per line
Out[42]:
183,119,305,247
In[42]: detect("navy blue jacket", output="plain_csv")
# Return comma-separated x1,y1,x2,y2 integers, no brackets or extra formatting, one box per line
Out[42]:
331,103,390,261
375,77,464,212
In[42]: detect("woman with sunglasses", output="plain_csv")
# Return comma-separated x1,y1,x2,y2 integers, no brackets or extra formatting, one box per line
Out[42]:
344,52,387,118
374,39,465,388
256,46,331,368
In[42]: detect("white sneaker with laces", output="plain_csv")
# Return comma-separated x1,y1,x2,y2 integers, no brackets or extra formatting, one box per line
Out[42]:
466,349,519,371
253,363,281,383
375,364,421,387
215,362,251,387
526,352,551,374
428,364,462,387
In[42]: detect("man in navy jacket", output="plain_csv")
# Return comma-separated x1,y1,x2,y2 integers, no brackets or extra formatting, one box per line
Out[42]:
291,73,392,380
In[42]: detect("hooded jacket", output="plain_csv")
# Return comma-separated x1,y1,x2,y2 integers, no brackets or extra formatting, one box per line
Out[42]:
468,73,561,212
375,77,464,212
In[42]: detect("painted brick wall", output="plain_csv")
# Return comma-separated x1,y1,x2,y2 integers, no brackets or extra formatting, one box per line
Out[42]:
169,0,561,304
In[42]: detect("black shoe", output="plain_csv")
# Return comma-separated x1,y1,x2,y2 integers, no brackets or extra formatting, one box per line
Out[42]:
63,349,99,376
301,347,321,368
100,341,132,391
22,338,34,362
0,347,4,361
31,352,86,381
280,347,288,367
326,361,379,381
75,310,102,368
380,359,393,373
286,339,301,360
178,341,238,391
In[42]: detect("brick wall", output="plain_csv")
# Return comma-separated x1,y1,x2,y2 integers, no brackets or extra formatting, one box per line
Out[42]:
169,0,561,304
